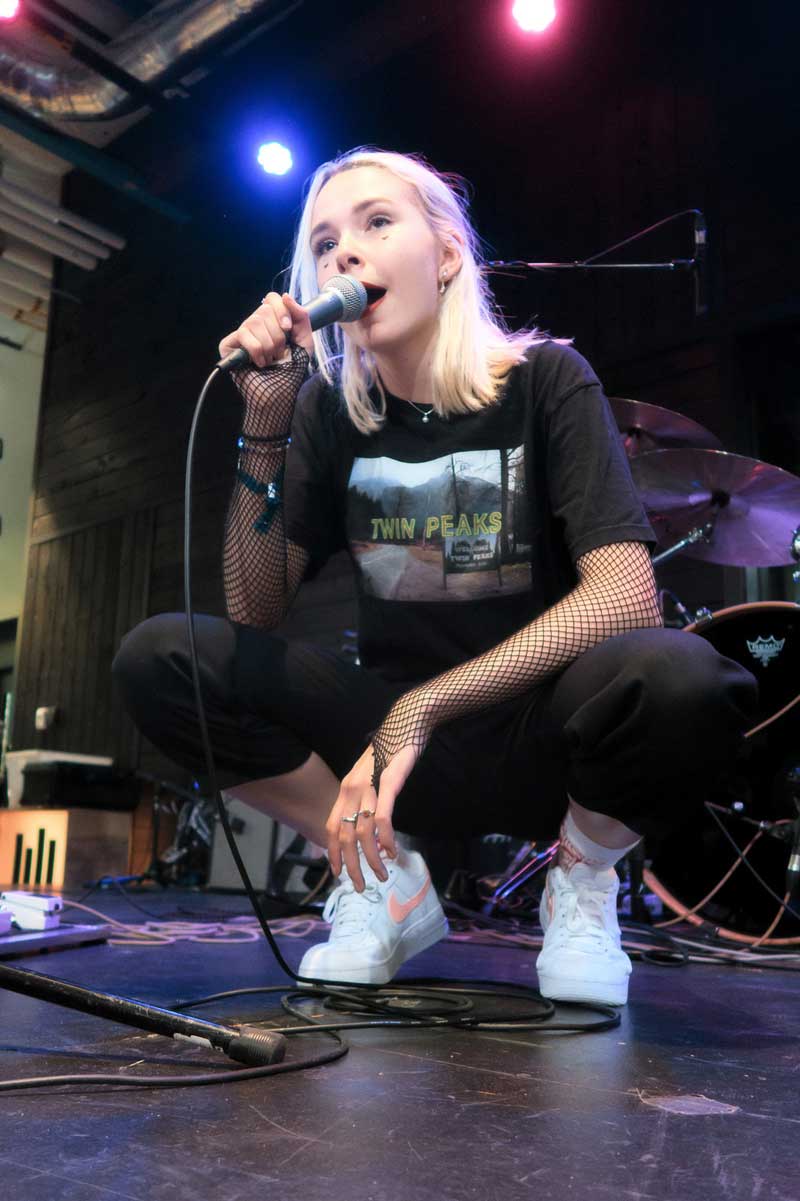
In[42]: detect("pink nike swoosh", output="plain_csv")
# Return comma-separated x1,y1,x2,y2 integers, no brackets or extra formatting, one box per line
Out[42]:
387,874,431,924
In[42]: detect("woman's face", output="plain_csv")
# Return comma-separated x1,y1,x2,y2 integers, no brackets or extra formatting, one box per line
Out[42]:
309,165,456,360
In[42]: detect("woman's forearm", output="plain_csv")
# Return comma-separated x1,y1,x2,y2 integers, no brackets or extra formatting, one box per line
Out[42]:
371,541,662,775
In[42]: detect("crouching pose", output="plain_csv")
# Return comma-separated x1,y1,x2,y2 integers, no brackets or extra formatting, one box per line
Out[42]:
113,147,757,1004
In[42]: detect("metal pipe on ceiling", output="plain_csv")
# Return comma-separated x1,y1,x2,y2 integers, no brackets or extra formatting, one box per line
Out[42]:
23,1,172,113
0,0,300,122
0,178,125,249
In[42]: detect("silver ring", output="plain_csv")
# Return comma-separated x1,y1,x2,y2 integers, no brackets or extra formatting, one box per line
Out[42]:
358,808,375,819
341,811,360,825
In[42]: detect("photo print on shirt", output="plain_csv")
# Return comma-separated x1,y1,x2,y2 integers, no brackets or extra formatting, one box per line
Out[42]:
345,447,533,602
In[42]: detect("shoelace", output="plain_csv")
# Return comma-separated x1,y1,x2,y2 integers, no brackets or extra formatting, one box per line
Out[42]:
322,879,382,935
559,881,615,944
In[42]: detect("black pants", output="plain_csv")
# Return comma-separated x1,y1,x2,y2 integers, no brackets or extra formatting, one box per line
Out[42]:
112,615,758,843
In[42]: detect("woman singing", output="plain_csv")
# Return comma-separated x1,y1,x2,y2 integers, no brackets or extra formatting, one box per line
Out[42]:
113,147,756,1004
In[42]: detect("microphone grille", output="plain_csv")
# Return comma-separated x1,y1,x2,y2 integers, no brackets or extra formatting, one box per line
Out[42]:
322,274,368,322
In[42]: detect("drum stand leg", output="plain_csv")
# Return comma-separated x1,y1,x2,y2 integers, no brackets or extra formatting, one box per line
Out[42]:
481,840,559,917
625,841,651,924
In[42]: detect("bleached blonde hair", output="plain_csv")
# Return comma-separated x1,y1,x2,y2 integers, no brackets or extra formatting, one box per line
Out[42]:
286,147,555,436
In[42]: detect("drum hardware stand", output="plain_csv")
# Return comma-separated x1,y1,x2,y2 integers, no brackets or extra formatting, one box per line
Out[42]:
91,772,213,892
481,840,559,917
651,520,715,568
706,800,794,840
625,842,652,923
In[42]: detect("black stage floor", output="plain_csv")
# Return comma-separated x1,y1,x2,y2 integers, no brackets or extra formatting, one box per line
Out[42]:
0,887,797,1201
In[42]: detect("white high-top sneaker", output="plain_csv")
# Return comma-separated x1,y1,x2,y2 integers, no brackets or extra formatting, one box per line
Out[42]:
536,863,632,1006
298,848,449,986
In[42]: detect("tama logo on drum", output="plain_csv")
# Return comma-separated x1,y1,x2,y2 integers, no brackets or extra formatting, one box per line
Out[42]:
745,635,785,666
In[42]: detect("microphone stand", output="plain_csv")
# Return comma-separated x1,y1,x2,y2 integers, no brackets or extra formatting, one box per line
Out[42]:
489,259,696,273
487,208,709,317
0,771,287,1072
0,961,286,1066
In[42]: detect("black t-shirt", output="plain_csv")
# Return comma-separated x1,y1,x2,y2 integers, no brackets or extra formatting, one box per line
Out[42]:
283,341,655,685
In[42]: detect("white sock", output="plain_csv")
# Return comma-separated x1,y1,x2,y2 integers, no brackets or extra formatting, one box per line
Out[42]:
558,808,640,874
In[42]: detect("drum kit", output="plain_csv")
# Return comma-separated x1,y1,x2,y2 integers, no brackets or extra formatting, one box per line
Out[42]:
484,399,799,945
610,395,800,944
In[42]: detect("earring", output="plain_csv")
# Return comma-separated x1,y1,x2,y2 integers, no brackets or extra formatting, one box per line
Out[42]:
439,272,447,295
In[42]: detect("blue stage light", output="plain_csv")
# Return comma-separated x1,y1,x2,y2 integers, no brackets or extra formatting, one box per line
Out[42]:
257,142,293,176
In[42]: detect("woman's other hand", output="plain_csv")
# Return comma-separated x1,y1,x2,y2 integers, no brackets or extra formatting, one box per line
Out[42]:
325,743,420,891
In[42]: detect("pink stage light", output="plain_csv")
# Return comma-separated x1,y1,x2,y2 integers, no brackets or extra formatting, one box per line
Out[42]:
0,0,20,18
512,0,556,33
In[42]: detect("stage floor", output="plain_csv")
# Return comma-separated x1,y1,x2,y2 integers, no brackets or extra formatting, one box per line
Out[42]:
0,887,796,1201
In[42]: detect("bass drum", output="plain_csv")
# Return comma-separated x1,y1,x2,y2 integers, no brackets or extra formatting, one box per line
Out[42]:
645,602,800,943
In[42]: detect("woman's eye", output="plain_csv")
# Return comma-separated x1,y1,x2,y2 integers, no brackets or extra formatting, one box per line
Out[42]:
368,215,391,230
315,238,336,256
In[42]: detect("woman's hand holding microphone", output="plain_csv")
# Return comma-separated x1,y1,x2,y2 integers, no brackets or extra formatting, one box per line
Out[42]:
218,292,315,369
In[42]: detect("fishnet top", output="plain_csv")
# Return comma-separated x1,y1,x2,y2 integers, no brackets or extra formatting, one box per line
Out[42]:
224,355,662,788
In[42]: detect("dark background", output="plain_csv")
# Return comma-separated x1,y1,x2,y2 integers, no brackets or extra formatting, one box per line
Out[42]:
12,0,800,777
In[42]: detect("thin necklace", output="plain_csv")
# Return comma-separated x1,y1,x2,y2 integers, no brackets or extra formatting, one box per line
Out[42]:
405,399,435,423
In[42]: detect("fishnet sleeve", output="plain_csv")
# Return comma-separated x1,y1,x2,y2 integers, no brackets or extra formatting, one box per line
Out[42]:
223,344,311,629
371,541,662,786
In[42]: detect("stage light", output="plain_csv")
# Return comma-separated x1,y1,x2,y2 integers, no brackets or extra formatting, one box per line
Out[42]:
257,142,293,176
0,0,20,18
512,0,556,33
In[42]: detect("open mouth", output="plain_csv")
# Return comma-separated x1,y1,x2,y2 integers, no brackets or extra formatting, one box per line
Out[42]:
363,284,387,313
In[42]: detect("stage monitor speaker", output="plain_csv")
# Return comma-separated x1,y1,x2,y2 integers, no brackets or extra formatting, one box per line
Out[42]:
208,799,296,892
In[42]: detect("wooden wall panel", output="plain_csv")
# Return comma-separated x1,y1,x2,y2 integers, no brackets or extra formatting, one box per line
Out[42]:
13,513,154,769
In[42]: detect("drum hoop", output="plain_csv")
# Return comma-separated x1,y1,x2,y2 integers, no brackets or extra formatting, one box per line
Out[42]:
643,869,800,947
684,600,800,738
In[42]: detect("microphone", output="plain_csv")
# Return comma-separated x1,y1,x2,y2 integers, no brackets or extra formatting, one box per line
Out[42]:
216,274,368,373
692,210,708,317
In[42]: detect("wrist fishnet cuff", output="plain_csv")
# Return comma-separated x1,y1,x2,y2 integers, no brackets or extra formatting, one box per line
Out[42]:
223,344,311,628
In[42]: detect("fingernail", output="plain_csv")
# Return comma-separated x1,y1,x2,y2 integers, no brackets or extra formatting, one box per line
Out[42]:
280,316,292,329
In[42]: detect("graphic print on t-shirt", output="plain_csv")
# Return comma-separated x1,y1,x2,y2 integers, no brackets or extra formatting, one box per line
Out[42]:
346,448,532,602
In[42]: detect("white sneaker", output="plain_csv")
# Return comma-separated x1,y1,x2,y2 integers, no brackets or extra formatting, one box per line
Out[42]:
298,849,449,986
536,863,632,1006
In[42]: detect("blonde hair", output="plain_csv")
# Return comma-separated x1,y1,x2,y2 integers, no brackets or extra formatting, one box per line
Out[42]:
286,147,557,436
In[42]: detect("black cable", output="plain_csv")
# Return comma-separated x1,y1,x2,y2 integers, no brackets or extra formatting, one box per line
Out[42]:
173,980,620,1035
580,208,702,265
0,1040,348,1092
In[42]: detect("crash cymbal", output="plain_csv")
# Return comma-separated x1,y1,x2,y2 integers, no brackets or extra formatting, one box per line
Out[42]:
609,397,723,457
630,448,800,567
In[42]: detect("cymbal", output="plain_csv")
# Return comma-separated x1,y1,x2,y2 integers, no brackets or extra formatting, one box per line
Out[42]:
630,448,800,567
609,397,723,456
